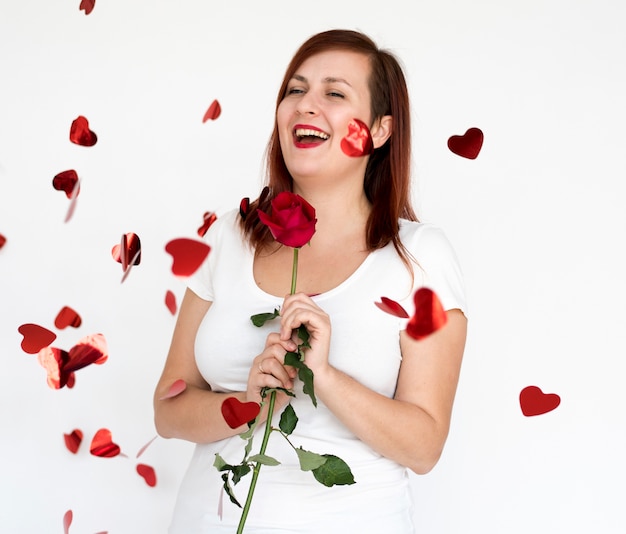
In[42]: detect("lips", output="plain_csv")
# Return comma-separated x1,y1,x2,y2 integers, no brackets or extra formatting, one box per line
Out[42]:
293,124,329,148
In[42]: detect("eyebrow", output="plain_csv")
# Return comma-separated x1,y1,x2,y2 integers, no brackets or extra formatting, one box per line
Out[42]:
291,74,353,87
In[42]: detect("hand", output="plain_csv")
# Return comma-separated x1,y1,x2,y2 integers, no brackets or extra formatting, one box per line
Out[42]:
247,333,298,406
279,293,332,377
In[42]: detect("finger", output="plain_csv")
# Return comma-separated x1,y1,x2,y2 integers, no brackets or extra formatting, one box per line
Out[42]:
265,331,297,352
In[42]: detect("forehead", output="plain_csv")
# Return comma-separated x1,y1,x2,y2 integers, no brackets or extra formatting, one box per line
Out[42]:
293,50,371,85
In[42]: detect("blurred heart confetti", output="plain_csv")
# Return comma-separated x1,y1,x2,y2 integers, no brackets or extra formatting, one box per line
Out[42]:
165,238,211,277
69,115,97,147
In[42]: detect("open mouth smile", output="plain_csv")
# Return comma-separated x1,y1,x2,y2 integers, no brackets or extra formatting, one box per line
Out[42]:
293,125,330,147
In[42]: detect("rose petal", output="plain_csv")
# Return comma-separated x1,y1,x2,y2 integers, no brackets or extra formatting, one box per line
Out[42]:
257,192,317,248
221,397,260,429
159,379,187,400
340,118,374,157
55,306,82,329
202,100,221,122
519,386,561,416
164,238,211,277
447,127,484,159
69,116,97,147
64,429,83,454
18,323,57,354
136,435,158,458
90,428,121,458
197,211,217,237
63,510,72,534
53,170,80,199
375,297,410,318
405,288,448,340
136,463,157,487
79,0,95,15
165,290,177,315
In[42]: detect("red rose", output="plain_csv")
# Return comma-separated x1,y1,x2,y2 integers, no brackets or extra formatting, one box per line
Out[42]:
257,192,317,248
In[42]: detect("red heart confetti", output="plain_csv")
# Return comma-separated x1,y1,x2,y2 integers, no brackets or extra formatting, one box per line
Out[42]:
37,333,108,389
447,127,484,159
159,378,187,400
405,287,448,340
136,435,158,458
341,118,374,157
55,306,82,329
111,233,141,270
165,238,211,277
53,170,80,199
136,464,157,487
197,211,217,237
165,290,177,315
18,323,57,354
69,115,97,147
90,428,121,458
239,197,250,220
203,99,221,122
0,233,6,249
64,177,81,223
64,429,83,454
63,510,72,534
221,397,260,429
375,296,410,318
519,385,561,416
79,0,95,15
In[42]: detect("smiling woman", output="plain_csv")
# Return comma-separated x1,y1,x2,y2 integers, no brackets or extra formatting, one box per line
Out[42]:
154,29,467,533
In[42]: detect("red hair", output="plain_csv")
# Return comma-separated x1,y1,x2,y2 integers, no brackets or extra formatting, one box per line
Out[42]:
241,29,417,261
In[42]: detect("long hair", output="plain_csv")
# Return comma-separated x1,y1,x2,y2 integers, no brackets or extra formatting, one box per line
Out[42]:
240,29,417,262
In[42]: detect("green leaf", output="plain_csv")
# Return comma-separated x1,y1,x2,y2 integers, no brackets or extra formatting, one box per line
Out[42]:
231,463,251,484
279,403,298,435
248,454,281,466
250,308,280,327
213,453,228,471
295,447,327,471
312,454,356,487
221,473,242,508
296,325,311,348
284,351,301,366
298,362,317,407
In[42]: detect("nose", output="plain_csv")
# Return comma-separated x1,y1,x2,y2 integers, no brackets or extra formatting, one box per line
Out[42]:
295,91,319,116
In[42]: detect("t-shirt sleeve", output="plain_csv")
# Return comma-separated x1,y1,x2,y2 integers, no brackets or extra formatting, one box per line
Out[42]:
399,222,467,319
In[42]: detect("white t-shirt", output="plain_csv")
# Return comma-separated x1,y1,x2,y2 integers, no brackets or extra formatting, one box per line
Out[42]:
169,209,466,533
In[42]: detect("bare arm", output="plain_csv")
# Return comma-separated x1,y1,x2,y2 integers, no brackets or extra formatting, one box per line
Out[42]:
279,293,467,474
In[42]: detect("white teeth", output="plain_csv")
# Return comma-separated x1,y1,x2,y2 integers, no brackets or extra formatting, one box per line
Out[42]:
294,128,329,140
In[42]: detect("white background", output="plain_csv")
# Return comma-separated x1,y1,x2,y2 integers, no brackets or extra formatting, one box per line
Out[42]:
1,1,625,532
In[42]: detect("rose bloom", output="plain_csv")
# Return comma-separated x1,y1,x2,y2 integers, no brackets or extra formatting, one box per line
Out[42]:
257,191,317,248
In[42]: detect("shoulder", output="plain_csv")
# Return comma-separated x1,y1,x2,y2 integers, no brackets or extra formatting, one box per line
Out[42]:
201,208,244,248
398,219,456,258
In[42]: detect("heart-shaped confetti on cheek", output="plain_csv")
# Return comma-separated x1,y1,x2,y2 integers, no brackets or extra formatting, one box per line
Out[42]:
55,306,82,329
406,288,448,341
203,99,221,122
63,510,73,534
239,197,250,220
341,118,374,157
375,297,409,318
447,127,484,159
519,385,561,416
136,464,157,487
79,0,95,15
18,323,57,354
159,379,187,400
197,211,217,237
64,429,83,454
90,428,121,458
69,116,97,147
165,238,211,277
53,170,80,199
0,233,6,249
221,397,260,429
165,290,177,315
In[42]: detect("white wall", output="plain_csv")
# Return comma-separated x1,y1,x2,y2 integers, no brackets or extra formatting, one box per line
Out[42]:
1,1,625,532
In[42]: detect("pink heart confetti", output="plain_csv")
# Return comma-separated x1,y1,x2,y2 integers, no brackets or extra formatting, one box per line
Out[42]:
405,288,448,340
375,296,409,318
447,127,484,159
136,464,157,487
197,211,217,237
519,385,561,416
64,178,81,223
203,99,221,122
90,428,121,458
221,397,260,429
136,435,158,458
55,306,82,329
79,0,95,15
159,379,187,400
18,323,57,354
63,510,73,534
69,116,97,147
165,290,177,315
165,238,211,277
53,170,80,199
64,429,83,454
340,118,374,157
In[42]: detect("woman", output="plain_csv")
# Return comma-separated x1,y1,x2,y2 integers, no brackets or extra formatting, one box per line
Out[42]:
154,29,467,533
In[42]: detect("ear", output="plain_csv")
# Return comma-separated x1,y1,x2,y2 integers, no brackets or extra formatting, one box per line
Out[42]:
371,115,392,149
